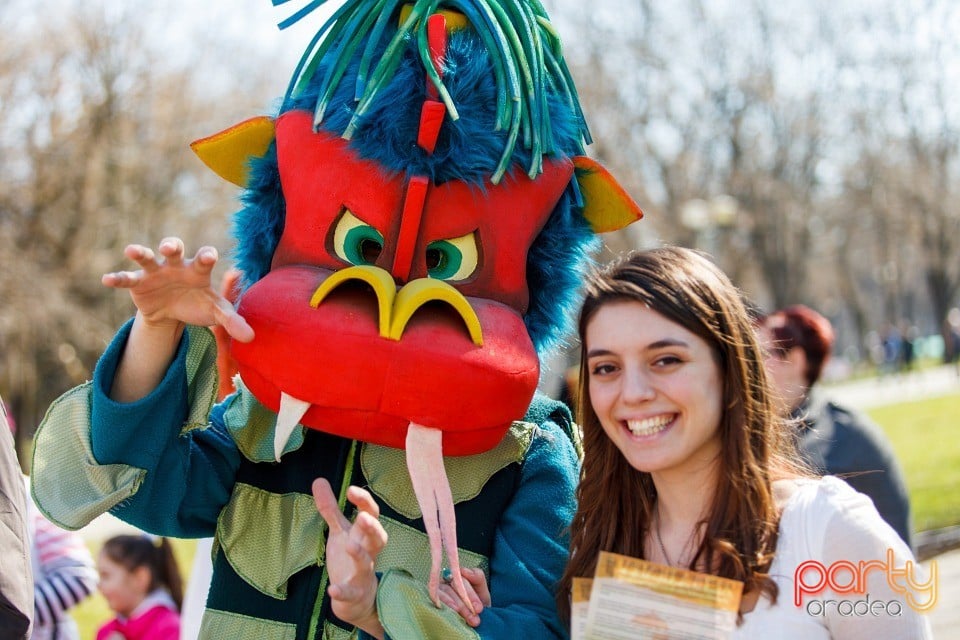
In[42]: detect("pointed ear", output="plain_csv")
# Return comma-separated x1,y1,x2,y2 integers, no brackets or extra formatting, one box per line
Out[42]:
573,156,643,233
190,116,276,187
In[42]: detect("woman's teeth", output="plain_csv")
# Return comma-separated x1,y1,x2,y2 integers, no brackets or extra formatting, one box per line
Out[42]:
626,415,672,436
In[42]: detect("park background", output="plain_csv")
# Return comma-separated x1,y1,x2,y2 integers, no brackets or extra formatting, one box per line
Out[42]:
2,0,958,636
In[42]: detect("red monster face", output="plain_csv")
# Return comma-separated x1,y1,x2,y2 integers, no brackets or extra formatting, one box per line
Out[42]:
230,110,574,455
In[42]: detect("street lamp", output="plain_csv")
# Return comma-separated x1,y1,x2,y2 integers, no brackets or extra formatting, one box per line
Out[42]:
680,194,740,253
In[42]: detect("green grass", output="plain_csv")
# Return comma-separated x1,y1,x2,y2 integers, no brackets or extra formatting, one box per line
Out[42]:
72,537,198,639
867,393,960,533
828,356,944,384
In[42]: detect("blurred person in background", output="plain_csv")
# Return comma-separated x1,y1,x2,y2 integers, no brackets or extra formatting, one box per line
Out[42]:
758,305,913,547
6,406,98,640
944,308,960,376
96,535,182,640
23,478,98,640
1,397,33,639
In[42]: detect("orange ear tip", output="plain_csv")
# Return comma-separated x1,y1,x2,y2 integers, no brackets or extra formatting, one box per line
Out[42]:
190,116,274,148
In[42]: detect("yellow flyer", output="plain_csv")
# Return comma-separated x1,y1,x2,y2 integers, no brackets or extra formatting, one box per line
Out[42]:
571,577,594,640
584,551,744,639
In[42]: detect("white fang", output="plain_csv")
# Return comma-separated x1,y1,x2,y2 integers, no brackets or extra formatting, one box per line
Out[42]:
275,392,311,461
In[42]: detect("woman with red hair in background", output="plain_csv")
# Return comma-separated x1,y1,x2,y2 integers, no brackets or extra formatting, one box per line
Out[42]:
759,305,912,548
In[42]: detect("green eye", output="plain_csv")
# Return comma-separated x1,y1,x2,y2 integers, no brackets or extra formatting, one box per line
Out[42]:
333,210,384,266
426,232,478,281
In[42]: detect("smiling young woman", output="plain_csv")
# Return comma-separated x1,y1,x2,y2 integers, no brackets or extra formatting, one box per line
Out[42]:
585,300,725,485
557,247,931,639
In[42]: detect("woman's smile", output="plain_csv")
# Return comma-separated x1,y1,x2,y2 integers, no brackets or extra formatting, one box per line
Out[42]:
624,413,676,437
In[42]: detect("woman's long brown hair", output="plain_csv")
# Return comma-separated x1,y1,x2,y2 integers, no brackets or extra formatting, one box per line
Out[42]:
556,247,808,622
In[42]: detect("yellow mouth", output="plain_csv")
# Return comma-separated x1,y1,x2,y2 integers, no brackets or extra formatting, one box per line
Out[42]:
310,265,396,337
310,265,483,346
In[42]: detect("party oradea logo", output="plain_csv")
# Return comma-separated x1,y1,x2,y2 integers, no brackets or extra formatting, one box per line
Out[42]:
794,549,937,617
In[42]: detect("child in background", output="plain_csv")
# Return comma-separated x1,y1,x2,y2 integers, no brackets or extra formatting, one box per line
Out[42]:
96,535,182,640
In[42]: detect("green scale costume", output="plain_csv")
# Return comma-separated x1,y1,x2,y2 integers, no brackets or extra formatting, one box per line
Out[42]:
33,325,580,639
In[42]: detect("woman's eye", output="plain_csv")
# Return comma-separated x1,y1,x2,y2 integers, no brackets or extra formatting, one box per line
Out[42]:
332,209,384,266
653,355,682,368
591,363,616,376
426,232,478,281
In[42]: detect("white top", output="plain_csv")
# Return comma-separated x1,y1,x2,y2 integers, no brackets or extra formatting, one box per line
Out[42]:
735,476,932,639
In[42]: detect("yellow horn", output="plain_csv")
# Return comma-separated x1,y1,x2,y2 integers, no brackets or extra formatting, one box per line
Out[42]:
399,4,471,32
573,156,644,233
190,116,276,187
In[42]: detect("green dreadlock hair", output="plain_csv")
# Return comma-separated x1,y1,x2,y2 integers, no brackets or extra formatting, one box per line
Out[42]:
273,0,591,183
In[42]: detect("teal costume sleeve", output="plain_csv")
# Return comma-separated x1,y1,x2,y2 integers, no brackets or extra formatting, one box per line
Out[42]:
90,319,241,537
370,415,578,640
475,419,577,639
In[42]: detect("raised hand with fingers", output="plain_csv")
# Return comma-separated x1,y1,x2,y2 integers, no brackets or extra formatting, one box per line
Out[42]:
312,479,388,639
102,237,254,343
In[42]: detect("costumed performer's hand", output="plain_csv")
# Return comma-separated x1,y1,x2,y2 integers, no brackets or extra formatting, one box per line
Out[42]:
102,237,253,343
313,479,388,639
438,567,490,628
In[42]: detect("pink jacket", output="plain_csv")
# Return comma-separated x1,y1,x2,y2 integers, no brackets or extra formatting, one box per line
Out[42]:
96,602,180,640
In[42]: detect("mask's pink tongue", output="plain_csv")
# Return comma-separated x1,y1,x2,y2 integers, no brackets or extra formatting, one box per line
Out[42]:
405,422,476,615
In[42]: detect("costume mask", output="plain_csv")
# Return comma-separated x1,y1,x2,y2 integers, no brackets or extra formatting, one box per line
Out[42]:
191,0,643,605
